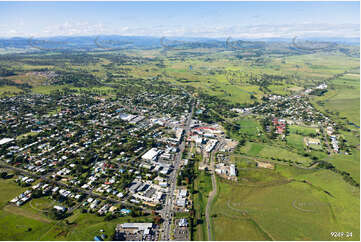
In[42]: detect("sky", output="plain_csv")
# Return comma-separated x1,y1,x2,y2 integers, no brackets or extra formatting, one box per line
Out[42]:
0,1,359,38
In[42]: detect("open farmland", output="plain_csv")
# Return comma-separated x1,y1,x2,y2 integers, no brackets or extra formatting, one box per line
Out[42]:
239,142,313,165
210,165,360,241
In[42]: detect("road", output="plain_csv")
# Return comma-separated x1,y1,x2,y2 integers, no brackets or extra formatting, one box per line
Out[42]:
205,143,219,241
321,128,333,155
160,101,195,241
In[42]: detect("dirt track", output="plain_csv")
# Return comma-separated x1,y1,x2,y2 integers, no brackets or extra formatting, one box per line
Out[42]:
205,150,218,241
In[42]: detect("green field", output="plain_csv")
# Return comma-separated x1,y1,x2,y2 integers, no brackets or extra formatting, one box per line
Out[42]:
247,143,264,156
289,125,318,136
0,209,54,241
311,75,360,127
325,150,360,182
193,168,213,241
239,142,312,165
211,165,360,241
287,134,306,152
0,85,23,96
0,178,54,240
31,85,68,94
234,117,262,137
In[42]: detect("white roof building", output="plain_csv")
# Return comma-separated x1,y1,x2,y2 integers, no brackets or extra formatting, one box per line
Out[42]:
0,138,14,145
179,218,188,227
230,164,236,177
142,148,162,161
120,223,153,230
53,205,66,212
179,189,187,198
205,139,218,153
176,198,186,207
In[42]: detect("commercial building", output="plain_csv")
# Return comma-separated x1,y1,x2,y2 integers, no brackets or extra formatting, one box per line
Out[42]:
120,223,153,231
142,148,162,161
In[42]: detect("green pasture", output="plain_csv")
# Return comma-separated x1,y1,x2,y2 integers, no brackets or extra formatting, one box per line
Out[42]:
289,125,318,136
240,142,312,165
286,134,305,152
193,169,212,241
211,164,360,240
0,85,23,96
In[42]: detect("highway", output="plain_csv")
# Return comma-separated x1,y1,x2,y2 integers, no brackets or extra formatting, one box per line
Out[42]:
160,101,195,241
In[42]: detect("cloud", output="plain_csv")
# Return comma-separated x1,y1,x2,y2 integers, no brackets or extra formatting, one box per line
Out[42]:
41,21,108,36
0,21,359,39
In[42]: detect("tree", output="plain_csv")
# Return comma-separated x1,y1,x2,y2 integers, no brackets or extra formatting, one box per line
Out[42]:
104,214,116,221
32,189,43,198
0,171,8,179
48,208,66,220
153,215,162,225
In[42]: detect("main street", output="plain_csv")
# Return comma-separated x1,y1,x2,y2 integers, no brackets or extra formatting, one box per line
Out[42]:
160,101,195,241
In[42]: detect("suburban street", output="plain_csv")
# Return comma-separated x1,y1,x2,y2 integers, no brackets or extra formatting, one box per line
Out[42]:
0,161,128,205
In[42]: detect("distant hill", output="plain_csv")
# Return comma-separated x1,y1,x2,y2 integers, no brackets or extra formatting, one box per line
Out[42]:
0,35,358,55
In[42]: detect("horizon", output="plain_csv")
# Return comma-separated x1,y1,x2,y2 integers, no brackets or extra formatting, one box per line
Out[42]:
1,35,360,40
0,1,359,39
